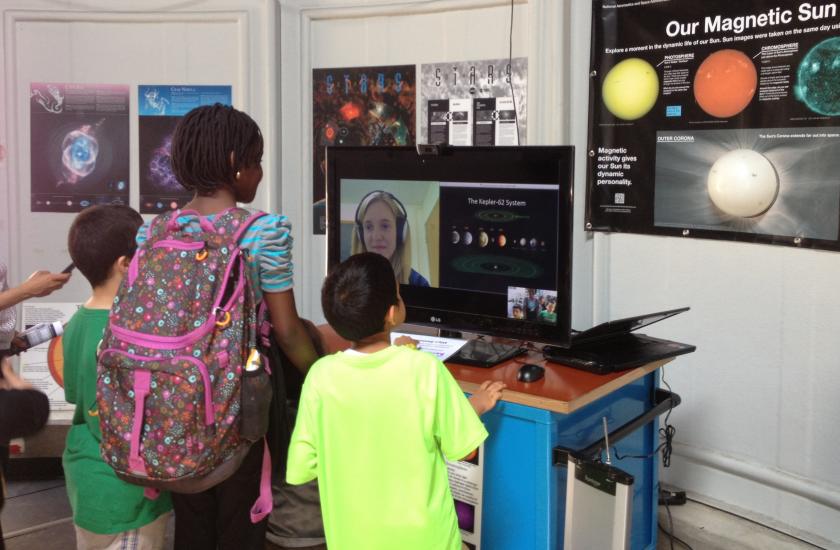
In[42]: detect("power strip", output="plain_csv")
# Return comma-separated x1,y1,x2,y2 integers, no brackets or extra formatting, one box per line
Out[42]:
659,489,687,506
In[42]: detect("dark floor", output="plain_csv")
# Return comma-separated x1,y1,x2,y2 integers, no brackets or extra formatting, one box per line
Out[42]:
2,476,175,550
3,476,78,549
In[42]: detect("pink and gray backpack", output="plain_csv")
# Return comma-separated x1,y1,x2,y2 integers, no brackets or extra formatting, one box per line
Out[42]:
96,207,273,522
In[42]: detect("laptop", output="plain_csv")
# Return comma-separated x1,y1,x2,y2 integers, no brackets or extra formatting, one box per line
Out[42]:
543,307,696,374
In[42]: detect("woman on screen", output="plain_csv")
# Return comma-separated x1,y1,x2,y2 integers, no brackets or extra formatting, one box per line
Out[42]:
351,190,430,286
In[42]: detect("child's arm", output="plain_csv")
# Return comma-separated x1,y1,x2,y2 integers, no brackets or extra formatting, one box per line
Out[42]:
393,334,419,348
264,290,319,373
456,381,505,461
469,380,506,416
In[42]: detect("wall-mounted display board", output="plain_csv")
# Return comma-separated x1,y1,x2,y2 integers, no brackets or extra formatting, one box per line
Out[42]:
419,58,528,147
138,85,232,214
312,65,416,234
30,83,130,212
586,0,840,251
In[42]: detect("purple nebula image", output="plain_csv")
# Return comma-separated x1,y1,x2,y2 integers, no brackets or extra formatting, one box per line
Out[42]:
61,125,98,183
454,499,475,533
149,134,180,191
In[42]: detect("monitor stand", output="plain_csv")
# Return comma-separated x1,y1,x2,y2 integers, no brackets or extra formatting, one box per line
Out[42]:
449,339,527,368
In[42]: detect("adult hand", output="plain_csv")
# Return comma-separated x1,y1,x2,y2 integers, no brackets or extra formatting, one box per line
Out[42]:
20,270,71,298
0,357,33,390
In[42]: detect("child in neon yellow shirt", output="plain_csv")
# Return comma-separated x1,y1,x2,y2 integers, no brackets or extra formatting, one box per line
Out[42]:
286,252,505,550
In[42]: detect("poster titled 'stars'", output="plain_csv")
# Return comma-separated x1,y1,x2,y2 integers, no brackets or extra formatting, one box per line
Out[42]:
312,65,416,234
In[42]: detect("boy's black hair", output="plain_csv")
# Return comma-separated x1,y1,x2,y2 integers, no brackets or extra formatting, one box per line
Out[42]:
68,205,143,288
321,252,400,342
170,103,264,196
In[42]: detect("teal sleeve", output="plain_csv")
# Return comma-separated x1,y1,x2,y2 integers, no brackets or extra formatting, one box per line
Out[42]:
286,376,319,485
433,360,489,461
135,222,150,247
241,215,294,295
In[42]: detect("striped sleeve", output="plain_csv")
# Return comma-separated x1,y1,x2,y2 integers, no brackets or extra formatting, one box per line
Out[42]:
240,213,294,294
135,221,151,247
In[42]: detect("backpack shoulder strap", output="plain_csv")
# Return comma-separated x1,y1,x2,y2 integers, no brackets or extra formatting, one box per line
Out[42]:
212,207,269,245
144,210,178,243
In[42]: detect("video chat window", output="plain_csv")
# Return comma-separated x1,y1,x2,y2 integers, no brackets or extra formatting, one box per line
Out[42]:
507,286,558,325
339,179,441,287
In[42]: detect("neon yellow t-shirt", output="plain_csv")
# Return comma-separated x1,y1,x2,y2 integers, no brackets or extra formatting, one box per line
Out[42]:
286,345,488,550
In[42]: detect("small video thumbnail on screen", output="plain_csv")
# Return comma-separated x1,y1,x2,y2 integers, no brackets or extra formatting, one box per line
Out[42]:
507,286,557,324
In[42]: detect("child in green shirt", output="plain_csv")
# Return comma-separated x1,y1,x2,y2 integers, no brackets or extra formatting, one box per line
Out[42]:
286,252,505,550
63,205,172,549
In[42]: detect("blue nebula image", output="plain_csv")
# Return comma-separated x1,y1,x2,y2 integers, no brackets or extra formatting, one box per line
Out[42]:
116,180,126,191
149,134,182,191
61,126,98,183
795,37,840,116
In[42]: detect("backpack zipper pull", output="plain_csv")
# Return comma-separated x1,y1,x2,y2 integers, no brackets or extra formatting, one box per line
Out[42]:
245,349,262,372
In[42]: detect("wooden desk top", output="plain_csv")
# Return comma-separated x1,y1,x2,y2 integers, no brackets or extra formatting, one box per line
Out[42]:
447,354,671,414
317,325,672,415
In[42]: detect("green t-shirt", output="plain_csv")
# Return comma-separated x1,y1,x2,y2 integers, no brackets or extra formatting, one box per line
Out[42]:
62,307,172,534
286,345,488,550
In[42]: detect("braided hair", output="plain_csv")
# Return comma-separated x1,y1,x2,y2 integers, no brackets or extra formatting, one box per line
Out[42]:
170,103,264,196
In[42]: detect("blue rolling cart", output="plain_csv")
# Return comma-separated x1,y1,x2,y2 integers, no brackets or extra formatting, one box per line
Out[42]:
453,360,679,550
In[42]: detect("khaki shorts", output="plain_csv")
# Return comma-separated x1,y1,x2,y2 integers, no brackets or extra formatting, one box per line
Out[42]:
74,511,172,550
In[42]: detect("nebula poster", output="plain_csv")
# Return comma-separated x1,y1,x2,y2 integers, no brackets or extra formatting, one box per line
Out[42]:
587,0,840,251
30,83,130,213
138,85,232,214
446,445,484,549
312,65,416,234
419,57,528,146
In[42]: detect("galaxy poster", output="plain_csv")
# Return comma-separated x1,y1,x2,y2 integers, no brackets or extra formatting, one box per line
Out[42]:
138,85,232,214
30,83,129,213
587,0,840,251
312,65,416,234
419,57,528,146
446,444,484,549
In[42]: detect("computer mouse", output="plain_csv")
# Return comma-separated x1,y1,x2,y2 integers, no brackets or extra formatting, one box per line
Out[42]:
517,363,545,383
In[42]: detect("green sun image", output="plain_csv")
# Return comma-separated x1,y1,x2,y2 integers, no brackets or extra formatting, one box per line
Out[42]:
795,37,840,116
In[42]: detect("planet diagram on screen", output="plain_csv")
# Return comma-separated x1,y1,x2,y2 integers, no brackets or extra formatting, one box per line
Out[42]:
707,149,779,218
451,254,543,279
795,36,840,116
693,49,757,118
475,210,530,222
601,57,660,120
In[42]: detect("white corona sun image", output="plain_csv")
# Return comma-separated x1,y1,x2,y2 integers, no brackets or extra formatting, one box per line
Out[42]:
707,149,779,218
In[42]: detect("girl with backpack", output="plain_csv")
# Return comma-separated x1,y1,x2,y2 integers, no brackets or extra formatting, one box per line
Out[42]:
127,104,318,549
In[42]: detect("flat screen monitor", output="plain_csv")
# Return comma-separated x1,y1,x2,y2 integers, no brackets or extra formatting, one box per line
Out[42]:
326,145,575,348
